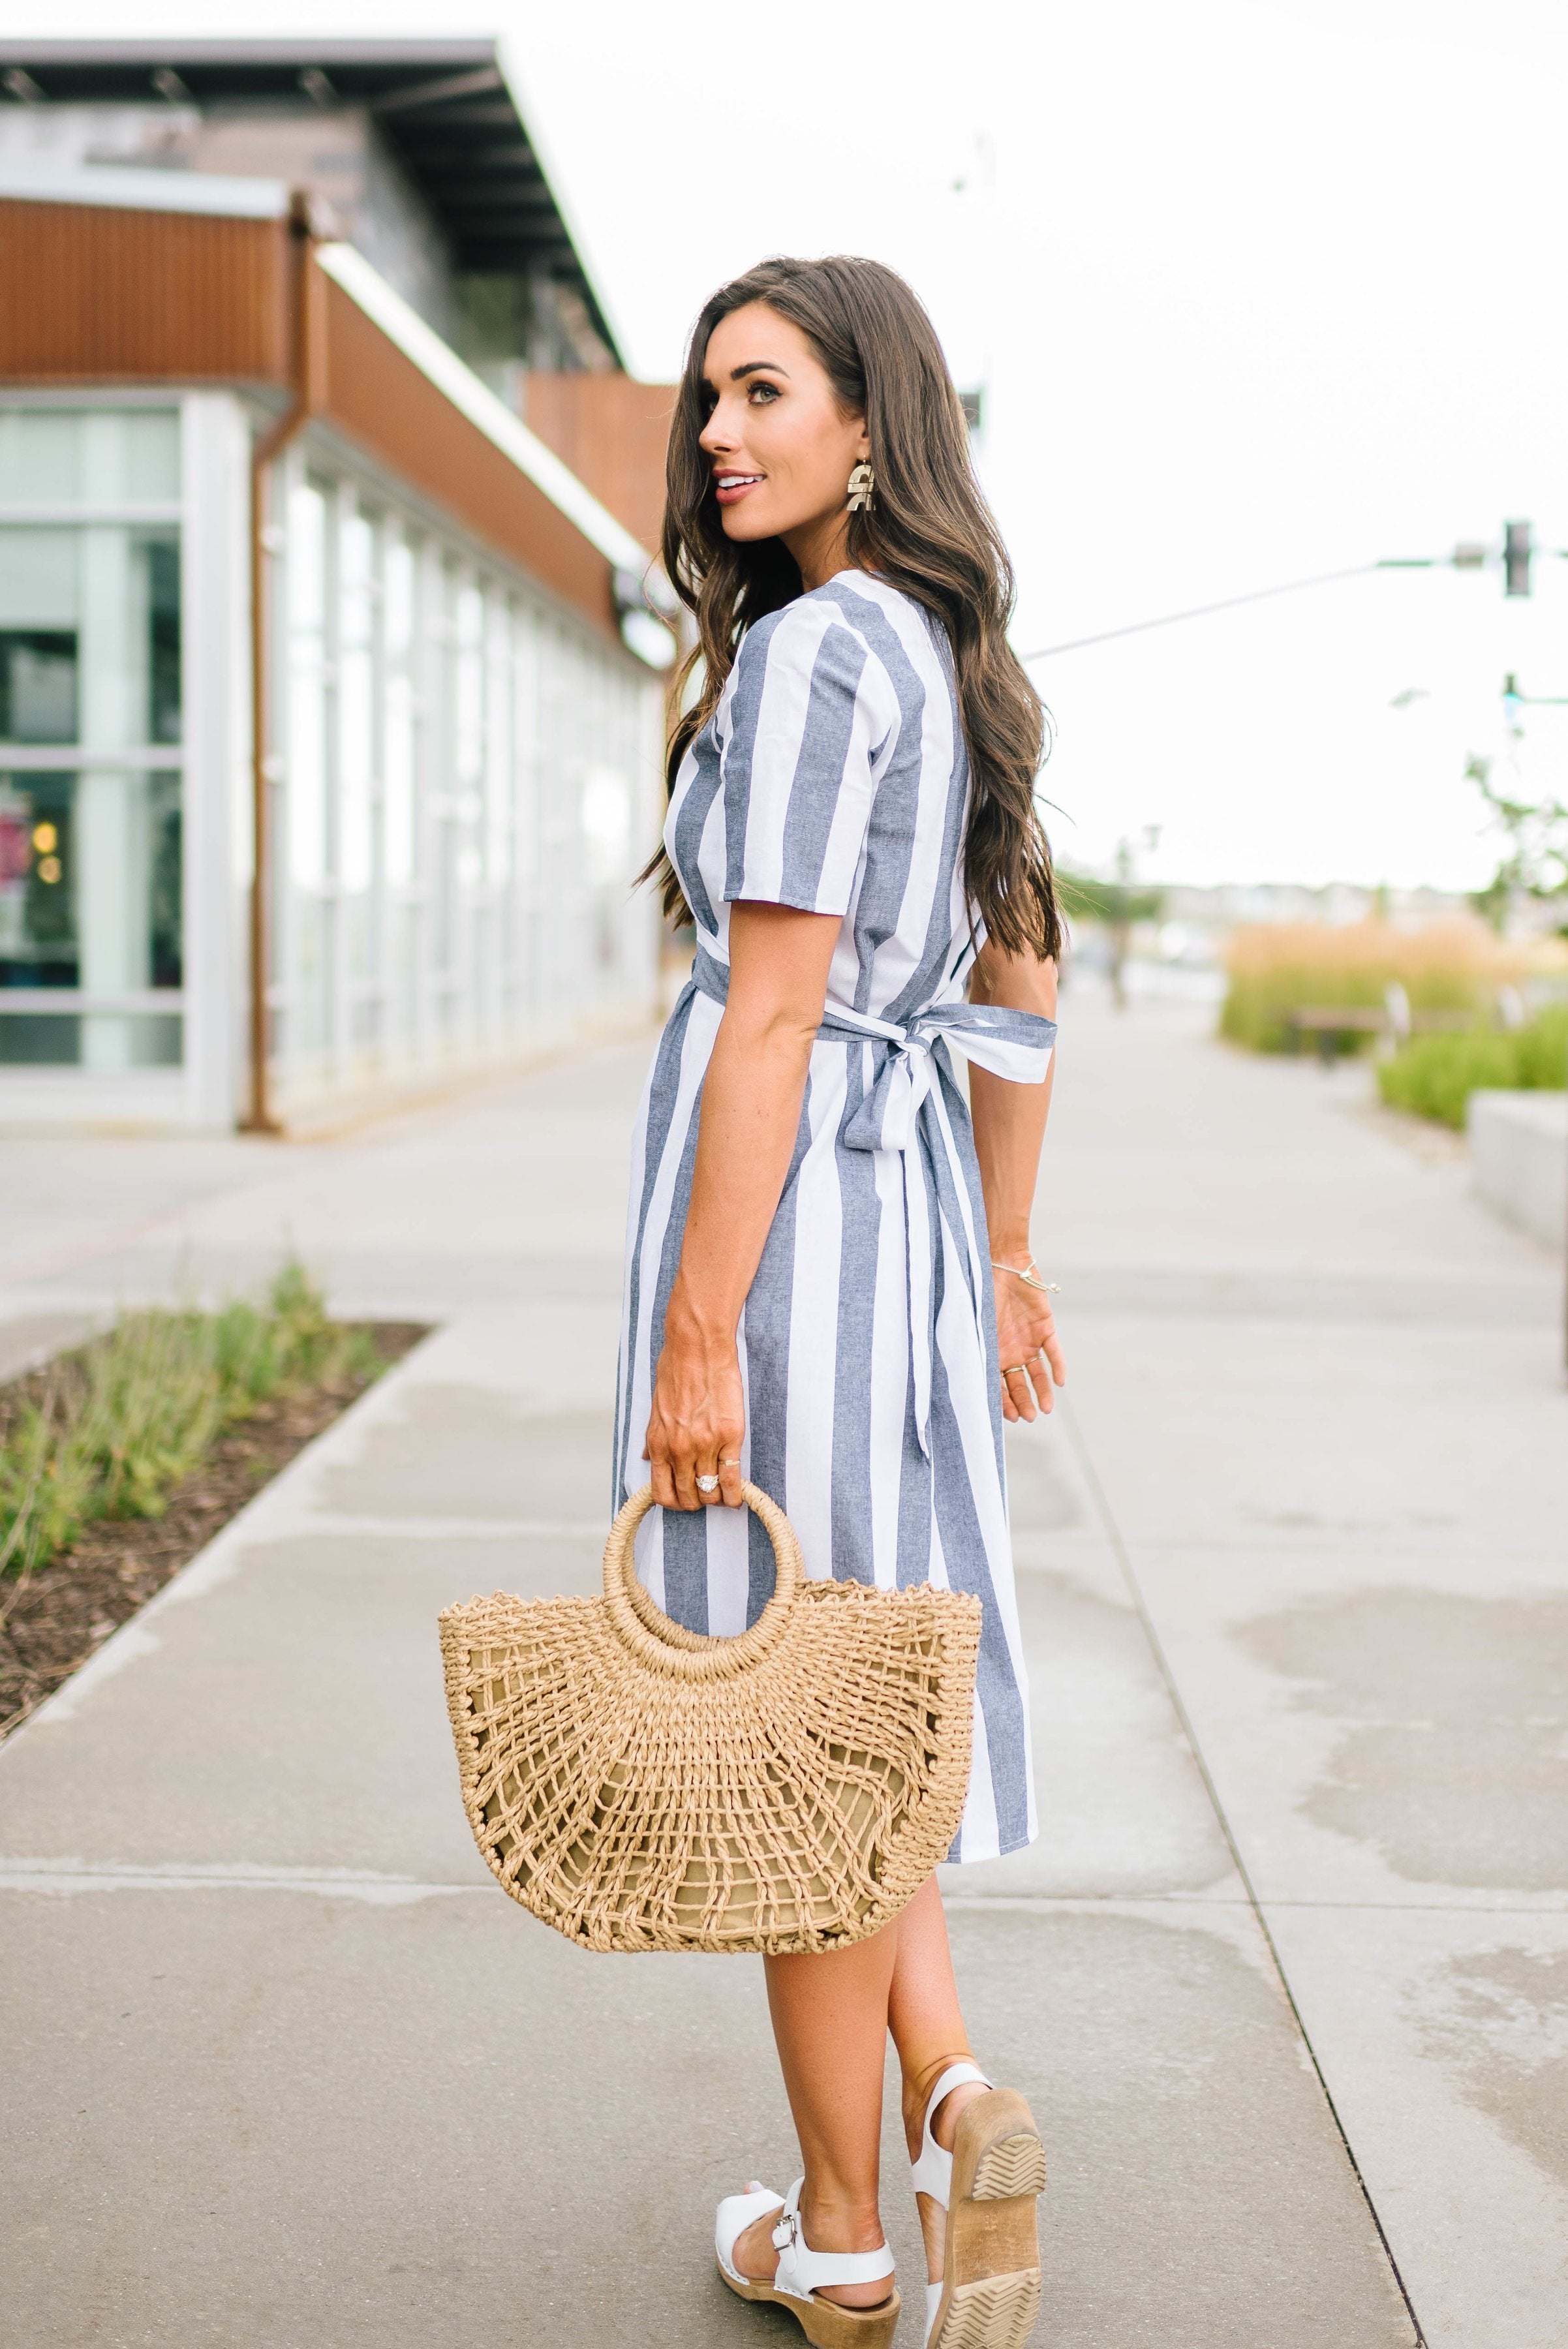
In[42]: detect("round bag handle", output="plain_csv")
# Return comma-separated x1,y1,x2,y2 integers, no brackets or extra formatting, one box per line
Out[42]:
602,1481,805,1680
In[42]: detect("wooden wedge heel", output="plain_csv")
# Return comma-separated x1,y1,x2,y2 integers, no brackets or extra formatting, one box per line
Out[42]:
716,2178,901,2349
912,2064,1047,2349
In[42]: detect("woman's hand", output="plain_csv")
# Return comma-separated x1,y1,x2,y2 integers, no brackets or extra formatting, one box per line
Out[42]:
969,940,1062,1424
644,1292,746,1510
992,1258,1066,1422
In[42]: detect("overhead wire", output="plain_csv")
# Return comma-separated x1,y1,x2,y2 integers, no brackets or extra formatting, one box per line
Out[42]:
1018,563,1390,662
1019,545,1568,664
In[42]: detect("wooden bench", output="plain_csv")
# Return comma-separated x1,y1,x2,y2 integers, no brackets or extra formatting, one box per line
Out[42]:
1284,1007,1383,1065
1284,1002,1478,1065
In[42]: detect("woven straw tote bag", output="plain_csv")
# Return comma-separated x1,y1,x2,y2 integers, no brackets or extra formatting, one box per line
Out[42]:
438,1481,981,1954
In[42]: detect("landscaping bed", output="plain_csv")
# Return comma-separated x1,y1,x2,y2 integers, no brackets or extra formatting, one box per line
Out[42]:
0,1271,425,1740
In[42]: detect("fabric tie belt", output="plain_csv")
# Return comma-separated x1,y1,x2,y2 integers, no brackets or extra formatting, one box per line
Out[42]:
687,947,1056,1454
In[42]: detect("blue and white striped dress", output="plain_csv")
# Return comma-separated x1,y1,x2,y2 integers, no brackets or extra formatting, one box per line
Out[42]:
613,572,1056,1862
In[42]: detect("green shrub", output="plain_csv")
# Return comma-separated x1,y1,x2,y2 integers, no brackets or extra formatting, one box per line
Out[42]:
1376,1006,1568,1128
1513,1005,1568,1088
0,1264,386,1583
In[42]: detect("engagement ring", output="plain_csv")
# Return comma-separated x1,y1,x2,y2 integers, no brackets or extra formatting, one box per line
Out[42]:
696,1473,720,1494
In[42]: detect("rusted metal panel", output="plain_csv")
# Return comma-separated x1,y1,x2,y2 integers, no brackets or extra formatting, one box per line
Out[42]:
0,198,291,384
320,275,617,638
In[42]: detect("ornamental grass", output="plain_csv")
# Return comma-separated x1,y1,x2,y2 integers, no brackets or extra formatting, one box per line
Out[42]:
1220,919,1530,1054
0,1264,380,1584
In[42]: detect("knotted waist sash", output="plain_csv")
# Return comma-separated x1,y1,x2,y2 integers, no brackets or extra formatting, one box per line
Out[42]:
685,947,1056,1455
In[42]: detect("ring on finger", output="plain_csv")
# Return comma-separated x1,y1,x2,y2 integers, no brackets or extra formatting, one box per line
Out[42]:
696,1472,719,1494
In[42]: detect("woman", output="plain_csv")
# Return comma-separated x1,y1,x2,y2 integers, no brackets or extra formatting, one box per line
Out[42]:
614,255,1064,2349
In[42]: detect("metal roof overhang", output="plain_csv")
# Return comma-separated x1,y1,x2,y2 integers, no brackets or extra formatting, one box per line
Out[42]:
0,38,622,363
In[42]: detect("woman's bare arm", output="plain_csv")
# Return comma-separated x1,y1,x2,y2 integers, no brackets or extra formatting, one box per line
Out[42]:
968,942,1064,1421
644,901,840,1511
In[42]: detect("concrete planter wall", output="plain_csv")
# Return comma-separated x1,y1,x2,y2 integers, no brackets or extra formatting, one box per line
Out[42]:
1467,1089,1567,1255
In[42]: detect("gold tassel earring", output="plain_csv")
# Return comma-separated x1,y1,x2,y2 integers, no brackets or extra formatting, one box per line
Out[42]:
847,461,875,513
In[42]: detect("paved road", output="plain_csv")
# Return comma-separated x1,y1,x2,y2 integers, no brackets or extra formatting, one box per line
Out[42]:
2,987,1563,2346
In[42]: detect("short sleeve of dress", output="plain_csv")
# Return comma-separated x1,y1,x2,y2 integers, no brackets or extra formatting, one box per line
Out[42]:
717,598,899,916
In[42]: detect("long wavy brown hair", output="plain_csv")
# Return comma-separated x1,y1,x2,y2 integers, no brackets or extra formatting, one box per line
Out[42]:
647,254,1060,961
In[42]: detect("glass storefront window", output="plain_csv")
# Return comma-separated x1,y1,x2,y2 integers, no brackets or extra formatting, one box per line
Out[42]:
339,504,378,1047
286,478,328,891
285,478,329,1061
256,451,656,1102
511,603,539,888
339,506,377,900
0,767,180,1064
0,404,660,1113
0,772,76,985
0,408,183,1071
0,409,179,506
0,530,179,748
485,596,514,887
384,531,418,891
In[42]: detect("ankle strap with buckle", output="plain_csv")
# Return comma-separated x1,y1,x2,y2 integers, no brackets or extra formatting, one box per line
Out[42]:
770,2178,896,2303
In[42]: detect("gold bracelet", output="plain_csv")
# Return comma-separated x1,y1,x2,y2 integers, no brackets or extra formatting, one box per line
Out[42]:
990,1259,1060,1295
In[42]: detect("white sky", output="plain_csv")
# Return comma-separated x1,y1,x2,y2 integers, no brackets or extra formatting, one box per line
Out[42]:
27,0,1568,887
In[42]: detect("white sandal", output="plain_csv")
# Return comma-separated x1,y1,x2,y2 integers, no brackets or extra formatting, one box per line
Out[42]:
716,2175,900,2349
912,2063,1047,2348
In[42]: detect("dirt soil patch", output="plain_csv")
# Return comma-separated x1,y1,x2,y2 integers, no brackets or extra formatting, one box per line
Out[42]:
0,1322,427,1740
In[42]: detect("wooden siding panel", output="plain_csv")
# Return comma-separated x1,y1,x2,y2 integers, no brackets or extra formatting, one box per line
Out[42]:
321,277,617,640
0,200,290,383
521,373,675,559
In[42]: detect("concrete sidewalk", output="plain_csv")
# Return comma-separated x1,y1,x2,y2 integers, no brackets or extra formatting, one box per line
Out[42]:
1,990,1563,2346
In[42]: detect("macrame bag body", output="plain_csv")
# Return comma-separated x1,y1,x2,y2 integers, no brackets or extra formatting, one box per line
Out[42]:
438,1482,981,1954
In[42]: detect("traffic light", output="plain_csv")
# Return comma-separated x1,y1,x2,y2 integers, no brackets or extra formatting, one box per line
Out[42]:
1504,519,1533,597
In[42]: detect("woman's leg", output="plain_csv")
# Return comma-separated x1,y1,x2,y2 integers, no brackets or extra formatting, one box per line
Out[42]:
731,1922,900,2309
731,1877,986,2301
886,1875,990,2284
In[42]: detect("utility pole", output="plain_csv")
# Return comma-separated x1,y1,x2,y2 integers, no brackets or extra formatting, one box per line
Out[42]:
1504,519,1533,598
1497,654,1568,1381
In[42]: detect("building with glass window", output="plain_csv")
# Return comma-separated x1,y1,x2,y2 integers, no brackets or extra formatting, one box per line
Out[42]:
0,40,674,1130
